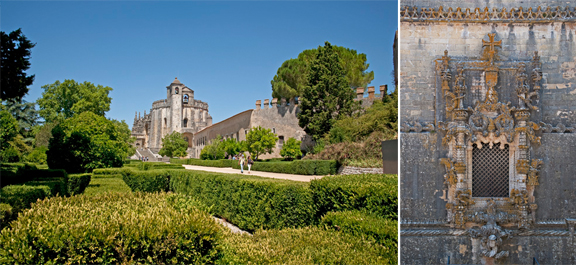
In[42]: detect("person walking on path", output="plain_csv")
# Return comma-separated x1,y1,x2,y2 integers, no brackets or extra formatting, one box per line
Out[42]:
247,155,254,174
239,154,245,173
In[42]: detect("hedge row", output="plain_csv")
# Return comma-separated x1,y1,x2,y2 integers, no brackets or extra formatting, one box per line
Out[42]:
120,169,397,233
170,170,315,232
310,174,398,219
231,160,338,175
68,173,92,195
92,167,134,177
123,169,171,193
0,185,51,214
320,210,398,253
0,192,223,264
0,167,69,197
221,227,393,264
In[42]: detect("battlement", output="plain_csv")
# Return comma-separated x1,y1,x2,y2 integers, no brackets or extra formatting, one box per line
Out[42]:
355,85,388,100
255,97,299,110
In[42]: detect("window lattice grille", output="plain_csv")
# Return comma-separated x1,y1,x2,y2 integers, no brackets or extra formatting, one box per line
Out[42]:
472,142,509,197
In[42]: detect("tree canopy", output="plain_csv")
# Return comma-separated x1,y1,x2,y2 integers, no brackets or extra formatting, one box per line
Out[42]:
298,42,358,141
37,79,112,123
280,137,302,160
1,29,35,101
271,44,373,99
47,112,135,173
245,126,278,160
158,131,188,158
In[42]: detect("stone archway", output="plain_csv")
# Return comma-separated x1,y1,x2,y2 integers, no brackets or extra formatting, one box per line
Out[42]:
182,132,193,148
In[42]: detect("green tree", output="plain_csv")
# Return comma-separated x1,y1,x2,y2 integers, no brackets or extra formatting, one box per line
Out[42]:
158,131,188,158
37,79,112,123
298,41,358,140
3,99,40,144
1,29,36,101
245,126,278,160
34,122,58,148
271,45,373,99
200,135,226,160
280,137,302,160
222,137,243,157
47,112,134,173
0,110,19,150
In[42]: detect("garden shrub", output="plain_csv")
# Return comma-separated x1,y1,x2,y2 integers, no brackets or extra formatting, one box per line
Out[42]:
310,174,398,219
221,227,392,264
0,203,13,229
188,159,236,168
123,169,171,193
169,170,315,232
169,158,188,164
0,192,223,264
0,185,51,214
320,210,398,251
0,162,38,179
68,173,92,195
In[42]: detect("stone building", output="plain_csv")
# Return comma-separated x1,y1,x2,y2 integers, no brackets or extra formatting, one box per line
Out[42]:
400,1,576,264
132,77,388,160
131,78,212,155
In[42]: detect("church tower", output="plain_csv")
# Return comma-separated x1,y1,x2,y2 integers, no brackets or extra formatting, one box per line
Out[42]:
167,77,183,133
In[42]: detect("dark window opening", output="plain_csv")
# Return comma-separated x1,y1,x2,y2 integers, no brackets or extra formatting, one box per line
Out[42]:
472,142,509,197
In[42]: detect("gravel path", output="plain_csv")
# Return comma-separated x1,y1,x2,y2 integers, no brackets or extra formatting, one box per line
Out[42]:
212,216,251,235
182,164,325,182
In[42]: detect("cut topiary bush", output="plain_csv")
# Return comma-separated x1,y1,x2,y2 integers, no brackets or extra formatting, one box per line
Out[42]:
0,192,223,264
68,173,92,195
310,174,398,219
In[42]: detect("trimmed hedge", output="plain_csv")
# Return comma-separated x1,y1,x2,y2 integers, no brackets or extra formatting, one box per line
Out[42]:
0,162,38,178
231,160,338,175
0,185,51,214
310,174,398,219
168,170,315,232
0,192,223,264
92,167,134,177
321,210,398,253
221,227,392,264
123,159,142,164
1,167,69,197
122,169,171,193
68,173,92,195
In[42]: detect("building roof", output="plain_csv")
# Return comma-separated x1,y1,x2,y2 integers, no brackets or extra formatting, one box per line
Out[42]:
172,77,181,84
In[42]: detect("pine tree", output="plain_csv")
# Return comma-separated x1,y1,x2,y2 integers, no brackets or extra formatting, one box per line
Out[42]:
1,29,36,101
298,41,357,140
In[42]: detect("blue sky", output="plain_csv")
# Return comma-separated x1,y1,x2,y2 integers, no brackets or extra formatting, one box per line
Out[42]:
2,1,398,128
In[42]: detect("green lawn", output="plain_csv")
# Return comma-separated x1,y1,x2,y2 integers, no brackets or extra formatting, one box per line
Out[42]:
83,177,131,196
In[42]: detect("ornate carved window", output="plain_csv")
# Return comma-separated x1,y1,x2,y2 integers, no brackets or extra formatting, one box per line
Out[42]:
437,33,544,231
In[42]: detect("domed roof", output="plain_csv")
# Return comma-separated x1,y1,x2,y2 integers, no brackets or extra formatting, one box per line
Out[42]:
172,77,181,84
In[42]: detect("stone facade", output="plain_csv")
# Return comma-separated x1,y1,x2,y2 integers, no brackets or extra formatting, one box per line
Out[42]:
131,78,212,153
400,1,576,264
192,98,307,159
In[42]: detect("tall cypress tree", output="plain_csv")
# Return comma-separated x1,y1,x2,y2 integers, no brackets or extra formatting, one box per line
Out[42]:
298,41,357,140
1,29,36,101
